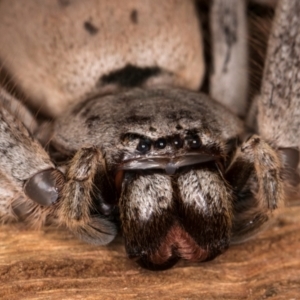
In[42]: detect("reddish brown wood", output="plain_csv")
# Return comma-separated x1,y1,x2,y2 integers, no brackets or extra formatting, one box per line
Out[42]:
0,207,300,299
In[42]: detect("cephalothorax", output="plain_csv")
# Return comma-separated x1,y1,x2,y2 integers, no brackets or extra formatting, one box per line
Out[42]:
0,0,299,270
53,88,243,269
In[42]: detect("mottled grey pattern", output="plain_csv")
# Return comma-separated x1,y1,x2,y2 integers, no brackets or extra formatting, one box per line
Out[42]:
258,0,300,147
52,88,243,167
210,0,248,116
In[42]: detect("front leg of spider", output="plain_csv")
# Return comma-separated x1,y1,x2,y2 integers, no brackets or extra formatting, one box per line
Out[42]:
57,146,117,245
0,92,65,223
0,91,116,243
225,135,284,243
257,0,300,205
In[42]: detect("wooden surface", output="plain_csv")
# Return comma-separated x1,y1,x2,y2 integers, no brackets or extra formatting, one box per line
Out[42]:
0,206,300,300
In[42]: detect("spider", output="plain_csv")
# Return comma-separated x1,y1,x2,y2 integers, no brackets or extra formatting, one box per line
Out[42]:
0,0,299,270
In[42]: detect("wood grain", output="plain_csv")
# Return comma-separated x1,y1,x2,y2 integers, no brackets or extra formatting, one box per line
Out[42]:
0,206,300,300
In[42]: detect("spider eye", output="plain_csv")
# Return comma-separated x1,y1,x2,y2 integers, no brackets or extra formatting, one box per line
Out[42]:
155,138,167,149
187,135,201,149
173,135,183,149
137,139,152,153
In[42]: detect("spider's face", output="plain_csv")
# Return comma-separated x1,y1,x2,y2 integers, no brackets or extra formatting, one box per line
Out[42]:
119,131,222,175
52,88,242,166
51,88,244,269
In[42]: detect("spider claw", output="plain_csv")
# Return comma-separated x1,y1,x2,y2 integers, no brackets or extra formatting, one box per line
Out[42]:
24,168,65,206
70,217,117,245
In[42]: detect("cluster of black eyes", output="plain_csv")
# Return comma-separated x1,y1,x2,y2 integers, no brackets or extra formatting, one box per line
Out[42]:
136,135,202,154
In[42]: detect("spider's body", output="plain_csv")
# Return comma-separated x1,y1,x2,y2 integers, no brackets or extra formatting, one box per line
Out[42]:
53,88,242,269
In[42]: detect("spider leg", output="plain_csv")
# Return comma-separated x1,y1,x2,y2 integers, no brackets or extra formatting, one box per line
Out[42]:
0,89,65,226
0,90,55,188
0,109,117,244
0,173,22,223
256,0,300,202
0,88,38,134
0,172,58,228
210,0,248,117
57,146,117,245
226,135,284,243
